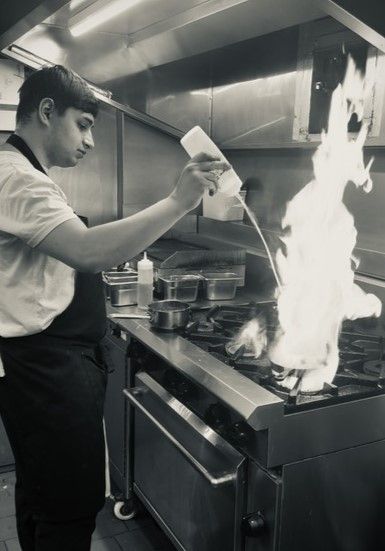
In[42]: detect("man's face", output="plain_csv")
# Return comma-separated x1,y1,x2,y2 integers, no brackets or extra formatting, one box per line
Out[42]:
46,107,95,168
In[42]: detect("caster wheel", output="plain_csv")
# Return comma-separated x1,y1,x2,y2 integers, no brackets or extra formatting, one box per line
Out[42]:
113,500,137,521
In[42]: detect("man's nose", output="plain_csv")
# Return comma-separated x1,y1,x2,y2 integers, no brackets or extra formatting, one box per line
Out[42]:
84,129,94,150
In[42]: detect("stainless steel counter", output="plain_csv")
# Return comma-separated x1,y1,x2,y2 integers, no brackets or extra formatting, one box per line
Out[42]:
106,293,284,430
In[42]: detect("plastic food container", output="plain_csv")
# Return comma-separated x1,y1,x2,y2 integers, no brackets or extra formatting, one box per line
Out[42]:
108,280,138,306
202,189,246,221
202,272,241,300
159,275,201,302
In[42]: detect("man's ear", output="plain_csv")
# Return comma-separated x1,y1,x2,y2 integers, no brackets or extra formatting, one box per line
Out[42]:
38,98,55,126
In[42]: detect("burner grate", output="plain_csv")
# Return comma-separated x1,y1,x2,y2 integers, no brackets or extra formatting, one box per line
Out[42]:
184,302,385,411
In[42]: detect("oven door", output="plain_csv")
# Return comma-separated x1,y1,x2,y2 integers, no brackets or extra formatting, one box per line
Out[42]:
124,372,246,551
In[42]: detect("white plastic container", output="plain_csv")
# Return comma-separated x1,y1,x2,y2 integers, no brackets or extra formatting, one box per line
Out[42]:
137,251,153,309
180,126,242,197
203,189,246,221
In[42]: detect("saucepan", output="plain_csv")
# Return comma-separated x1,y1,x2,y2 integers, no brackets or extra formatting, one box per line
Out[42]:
109,300,192,331
148,300,191,331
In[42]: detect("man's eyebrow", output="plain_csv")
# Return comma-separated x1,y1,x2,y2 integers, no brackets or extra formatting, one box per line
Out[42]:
81,115,94,127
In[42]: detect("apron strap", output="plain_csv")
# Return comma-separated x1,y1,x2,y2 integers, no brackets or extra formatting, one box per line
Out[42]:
6,134,47,175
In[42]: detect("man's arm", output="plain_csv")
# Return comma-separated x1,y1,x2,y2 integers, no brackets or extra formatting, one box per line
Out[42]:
35,154,229,272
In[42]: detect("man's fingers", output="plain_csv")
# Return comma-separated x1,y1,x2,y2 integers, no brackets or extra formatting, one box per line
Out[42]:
200,176,219,195
205,171,221,184
192,160,230,172
190,152,220,163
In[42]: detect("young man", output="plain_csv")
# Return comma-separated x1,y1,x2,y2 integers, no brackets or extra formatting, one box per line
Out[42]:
0,65,229,551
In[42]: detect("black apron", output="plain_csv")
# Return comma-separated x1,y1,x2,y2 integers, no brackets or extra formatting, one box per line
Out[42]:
0,134,109,521
4,133,107,344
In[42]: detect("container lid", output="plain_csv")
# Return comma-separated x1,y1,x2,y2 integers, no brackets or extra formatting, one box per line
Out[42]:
202,272,239,280
160,274,202,283
107,280,138,288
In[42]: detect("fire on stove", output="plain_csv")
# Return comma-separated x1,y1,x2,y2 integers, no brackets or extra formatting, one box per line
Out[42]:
269,55,382,392
183,302,385,411
214,55,382,394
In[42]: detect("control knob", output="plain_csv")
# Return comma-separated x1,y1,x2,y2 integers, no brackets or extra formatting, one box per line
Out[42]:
242,511,266,537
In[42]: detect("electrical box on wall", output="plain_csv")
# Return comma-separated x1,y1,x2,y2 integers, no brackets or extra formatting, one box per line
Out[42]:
0,58,24,131
293,19,385,143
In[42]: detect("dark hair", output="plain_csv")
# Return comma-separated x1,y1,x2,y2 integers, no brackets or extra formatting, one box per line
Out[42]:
16,64,99,125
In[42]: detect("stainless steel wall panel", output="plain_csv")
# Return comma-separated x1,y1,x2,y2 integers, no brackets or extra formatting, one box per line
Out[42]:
202,148,385,280
344,149,385,277
108,56,212,135
122,116,189,207
212,71,297,147
146,59,212,134
225,148,312,229
116,111,124,220
210,26,299,147
50,104,118,226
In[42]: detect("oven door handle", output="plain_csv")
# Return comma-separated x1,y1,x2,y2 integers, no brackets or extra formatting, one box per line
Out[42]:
125,388,237,487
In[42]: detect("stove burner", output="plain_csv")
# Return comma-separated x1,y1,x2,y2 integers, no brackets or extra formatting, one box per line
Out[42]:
197,321,215,333
183,302,385,411
225,342,255,358
363,360,385,380
222,312,244,322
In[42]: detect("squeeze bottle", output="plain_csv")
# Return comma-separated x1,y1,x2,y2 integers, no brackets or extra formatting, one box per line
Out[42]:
180,126,242,196
137,252,153,309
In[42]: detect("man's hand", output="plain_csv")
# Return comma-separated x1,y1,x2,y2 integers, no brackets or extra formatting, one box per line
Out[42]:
170,152,231,212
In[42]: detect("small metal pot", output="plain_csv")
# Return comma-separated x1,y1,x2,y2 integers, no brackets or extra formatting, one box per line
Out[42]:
148,300,191,331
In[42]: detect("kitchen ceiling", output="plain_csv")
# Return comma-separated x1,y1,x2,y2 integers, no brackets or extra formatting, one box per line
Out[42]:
8,0,324,84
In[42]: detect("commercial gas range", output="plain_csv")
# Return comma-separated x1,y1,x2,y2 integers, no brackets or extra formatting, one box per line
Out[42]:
118,300,385,551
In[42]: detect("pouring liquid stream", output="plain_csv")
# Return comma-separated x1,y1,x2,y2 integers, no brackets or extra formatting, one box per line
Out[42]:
234,192,282,291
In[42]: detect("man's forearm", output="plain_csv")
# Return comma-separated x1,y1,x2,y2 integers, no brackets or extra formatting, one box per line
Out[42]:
36,154,229,271
81,196,187,272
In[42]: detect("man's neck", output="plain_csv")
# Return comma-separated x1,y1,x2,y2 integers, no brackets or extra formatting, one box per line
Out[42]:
14,128,52,169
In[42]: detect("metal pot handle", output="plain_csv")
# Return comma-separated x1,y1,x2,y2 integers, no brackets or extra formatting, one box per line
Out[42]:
124,388,237,487
108,313,150,319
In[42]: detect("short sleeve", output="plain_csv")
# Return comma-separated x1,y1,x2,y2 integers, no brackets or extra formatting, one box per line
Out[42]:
0,164,78,248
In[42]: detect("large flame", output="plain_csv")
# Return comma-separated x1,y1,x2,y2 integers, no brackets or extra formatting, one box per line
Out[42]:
268,55,381,392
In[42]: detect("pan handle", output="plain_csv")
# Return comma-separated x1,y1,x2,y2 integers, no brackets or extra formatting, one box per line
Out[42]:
108,313,150,319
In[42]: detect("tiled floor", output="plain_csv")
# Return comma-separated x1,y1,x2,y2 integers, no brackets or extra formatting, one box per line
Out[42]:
0,471,176,550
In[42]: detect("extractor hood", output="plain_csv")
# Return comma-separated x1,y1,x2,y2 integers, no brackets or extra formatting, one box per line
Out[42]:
1,0,384,99
1,0,325,85
313,0,385,52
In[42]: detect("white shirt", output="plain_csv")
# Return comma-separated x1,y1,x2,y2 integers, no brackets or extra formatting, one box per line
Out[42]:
0,149,78,340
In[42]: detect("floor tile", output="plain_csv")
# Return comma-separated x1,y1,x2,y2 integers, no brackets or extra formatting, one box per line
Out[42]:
91,537,122,551
123,508,176,550
116,524,172,551
124,514,154,532
137,521,173,550
0,517,17,541
4,539,21,551
0,472,175,551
